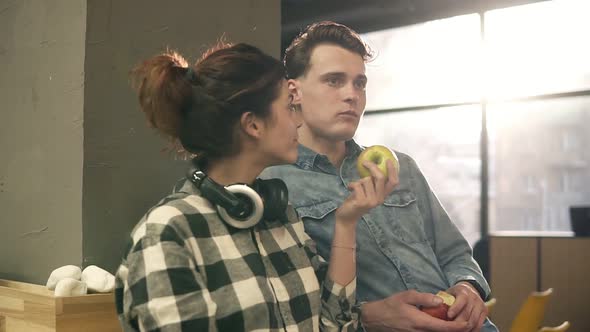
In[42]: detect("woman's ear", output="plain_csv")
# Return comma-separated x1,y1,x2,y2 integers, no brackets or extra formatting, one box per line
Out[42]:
287,79,302,105
240,111,263,139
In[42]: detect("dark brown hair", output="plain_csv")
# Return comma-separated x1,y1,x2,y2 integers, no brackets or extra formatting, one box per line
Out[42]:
284,21,373,79
130,42,285,159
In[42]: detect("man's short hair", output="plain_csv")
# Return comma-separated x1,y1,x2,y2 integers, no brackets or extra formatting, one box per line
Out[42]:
284,21,373,79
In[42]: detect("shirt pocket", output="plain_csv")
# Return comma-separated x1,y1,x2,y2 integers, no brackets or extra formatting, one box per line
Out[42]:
383,190,416,207
295,200,355,258
382,190,429,244
296,200,339,222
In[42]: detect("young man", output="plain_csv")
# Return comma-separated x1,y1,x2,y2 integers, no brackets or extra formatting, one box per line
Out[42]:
261,21,498,331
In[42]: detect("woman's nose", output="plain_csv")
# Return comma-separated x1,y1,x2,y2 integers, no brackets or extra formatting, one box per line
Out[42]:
294,110,303,128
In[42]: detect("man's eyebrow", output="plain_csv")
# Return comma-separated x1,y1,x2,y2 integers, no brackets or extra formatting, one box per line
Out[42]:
319,71,367,78
319,72,346,79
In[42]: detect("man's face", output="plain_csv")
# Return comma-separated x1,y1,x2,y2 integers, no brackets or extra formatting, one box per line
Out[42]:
290,43,367,143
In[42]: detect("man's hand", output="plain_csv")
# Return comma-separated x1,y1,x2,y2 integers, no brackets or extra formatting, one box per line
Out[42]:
361,290,471,332
446,282,488,332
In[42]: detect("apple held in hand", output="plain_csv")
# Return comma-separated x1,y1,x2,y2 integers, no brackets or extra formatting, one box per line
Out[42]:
357,145,400,178
421,291,456,321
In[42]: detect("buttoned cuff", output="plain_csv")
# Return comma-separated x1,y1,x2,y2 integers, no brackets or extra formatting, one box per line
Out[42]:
320,277,360,330
352,301,367,332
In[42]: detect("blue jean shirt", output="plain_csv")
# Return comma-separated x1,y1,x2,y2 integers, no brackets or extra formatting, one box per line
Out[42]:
261,140,498,331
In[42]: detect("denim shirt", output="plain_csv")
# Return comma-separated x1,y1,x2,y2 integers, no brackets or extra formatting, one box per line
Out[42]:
261,140,498,331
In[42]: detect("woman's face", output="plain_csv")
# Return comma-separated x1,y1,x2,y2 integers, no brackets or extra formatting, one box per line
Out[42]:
259,80,302,166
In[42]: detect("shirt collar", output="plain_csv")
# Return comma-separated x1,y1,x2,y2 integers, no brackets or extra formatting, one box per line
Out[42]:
294,139,363,170
173,176,199,195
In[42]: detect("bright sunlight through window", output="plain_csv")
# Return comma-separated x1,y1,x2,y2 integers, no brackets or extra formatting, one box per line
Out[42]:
357,0,590,238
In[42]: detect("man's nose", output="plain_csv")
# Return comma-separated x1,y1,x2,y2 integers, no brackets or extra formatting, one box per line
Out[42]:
292,108,303,128
342,83,360,103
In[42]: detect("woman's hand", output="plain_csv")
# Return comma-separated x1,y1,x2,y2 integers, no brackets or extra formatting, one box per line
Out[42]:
328,159,399,286
336,159,399,225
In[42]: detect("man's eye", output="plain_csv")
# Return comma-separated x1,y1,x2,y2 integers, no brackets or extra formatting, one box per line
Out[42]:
354,80,367,89
327,78,340,86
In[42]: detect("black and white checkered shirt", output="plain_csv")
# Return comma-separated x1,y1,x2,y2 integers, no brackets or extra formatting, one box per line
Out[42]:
115,179,362,331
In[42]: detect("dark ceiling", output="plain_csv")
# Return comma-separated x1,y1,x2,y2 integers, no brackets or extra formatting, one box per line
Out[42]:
281,0,547,52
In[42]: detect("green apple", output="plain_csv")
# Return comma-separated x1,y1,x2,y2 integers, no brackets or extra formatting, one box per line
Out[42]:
357,145,400,178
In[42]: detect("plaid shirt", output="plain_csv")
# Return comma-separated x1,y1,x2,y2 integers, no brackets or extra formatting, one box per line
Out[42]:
115,179,362,332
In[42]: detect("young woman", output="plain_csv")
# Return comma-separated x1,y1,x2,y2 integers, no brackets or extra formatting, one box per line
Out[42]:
115,42,397,331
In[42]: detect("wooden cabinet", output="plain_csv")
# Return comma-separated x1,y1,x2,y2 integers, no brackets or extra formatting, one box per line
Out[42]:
489,236,538,331
489,234,590,332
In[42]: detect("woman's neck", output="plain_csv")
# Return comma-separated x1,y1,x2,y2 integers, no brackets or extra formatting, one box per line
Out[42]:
205,154,264,186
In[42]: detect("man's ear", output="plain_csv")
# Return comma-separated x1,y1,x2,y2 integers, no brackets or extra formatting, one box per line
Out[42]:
287,78,302,104
240,111,263,139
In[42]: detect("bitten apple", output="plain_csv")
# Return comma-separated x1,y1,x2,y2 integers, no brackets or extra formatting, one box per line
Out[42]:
357,145,400,178
421,291,456,321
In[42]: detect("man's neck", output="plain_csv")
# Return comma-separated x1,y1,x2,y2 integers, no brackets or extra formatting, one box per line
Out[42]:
299,130,348,168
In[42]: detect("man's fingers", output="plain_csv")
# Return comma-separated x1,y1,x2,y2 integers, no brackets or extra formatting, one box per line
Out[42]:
402,289,443,307
467,303,487,332
448,295,468,319
474,310,487,332
416,313,470,332
468,310,487,332
459,302,475,328
376,291,472,332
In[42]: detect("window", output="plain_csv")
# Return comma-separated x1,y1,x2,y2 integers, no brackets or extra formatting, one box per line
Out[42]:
488,96,590,232
357,0,590,240
355,106,482,245
485,0,590,99
363,14,481,110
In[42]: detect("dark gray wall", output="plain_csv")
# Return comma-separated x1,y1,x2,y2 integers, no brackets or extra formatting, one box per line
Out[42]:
0,0,86,284
82,0,280,275
0,0,280,284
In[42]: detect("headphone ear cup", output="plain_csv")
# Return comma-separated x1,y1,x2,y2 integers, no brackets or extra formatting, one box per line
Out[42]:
255,178,289,221
217,184,264,229
186,157,264,229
